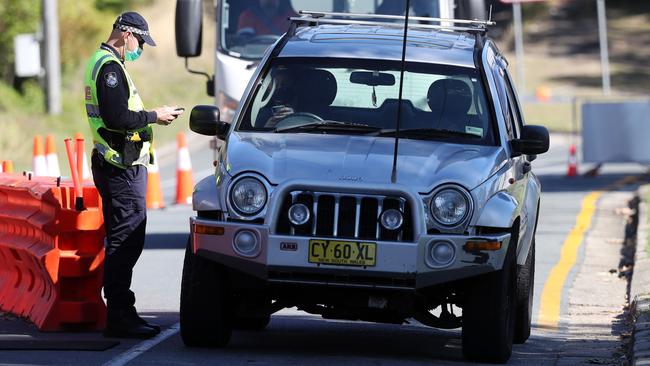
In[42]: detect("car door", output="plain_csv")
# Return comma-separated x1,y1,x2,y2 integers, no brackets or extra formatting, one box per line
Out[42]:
492,59,530,262
502,67,540,264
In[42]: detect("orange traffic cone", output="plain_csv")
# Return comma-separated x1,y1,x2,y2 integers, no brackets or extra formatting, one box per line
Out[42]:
45,134,61,177
33,135,48,176
175,132,194,205
74,132,91,180
146,147,165,209
567,144,578,177
2,160,13,173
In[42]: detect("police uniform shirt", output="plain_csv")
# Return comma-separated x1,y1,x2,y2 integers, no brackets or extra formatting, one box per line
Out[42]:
96,43,157,131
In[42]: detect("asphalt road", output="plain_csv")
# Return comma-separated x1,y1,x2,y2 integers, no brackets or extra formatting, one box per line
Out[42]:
0,132,645,365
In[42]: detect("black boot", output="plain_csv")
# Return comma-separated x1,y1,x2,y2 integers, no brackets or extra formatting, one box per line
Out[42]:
104,307,160,339
124,306,161,333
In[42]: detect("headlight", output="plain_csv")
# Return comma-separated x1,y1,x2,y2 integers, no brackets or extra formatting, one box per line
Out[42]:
380,209,403,231
230,177,267,215
288,203,310,226
430,188,469,226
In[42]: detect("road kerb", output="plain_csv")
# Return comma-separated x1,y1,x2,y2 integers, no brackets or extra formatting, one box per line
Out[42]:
630,184,650,365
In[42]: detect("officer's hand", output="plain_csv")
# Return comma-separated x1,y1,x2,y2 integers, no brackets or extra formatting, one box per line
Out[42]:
154,106,183,125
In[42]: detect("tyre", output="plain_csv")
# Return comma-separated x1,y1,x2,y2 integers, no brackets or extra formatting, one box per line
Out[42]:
514,238,535,344
180,236,232,347
462,229,518,363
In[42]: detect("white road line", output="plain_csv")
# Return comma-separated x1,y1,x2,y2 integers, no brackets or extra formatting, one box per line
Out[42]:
102,322,180,366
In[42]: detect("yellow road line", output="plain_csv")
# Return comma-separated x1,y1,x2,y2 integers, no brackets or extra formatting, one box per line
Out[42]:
537,191,603,328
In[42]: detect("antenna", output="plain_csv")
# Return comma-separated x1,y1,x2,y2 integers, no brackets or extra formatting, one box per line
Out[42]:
390,0,411,184
489,4,493,23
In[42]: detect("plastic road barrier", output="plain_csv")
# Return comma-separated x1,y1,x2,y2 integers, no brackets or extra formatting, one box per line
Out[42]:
0,174,106,331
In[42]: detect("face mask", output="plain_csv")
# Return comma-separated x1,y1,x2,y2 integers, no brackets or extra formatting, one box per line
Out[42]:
124,35,143,61
125,46,143,61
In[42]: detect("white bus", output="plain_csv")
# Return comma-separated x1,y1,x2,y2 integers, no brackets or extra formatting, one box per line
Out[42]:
175,0,486,121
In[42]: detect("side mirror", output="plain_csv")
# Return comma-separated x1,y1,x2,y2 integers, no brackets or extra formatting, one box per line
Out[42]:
175,0,203,57
190,105,229,139
511,125,550,156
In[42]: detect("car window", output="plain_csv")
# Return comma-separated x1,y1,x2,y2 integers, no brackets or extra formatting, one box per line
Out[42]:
501,69,521,138
492,66,514,139
503,71,525,133
238,57,496,145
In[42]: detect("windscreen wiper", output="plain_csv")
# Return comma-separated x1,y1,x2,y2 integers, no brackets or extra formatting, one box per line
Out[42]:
275,121,381,133
374,128,482,140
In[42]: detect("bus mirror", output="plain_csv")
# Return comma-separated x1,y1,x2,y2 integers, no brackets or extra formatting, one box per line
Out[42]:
175,0,203,57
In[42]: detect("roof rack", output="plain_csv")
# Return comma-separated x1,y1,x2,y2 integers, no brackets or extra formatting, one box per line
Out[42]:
289,10,495,34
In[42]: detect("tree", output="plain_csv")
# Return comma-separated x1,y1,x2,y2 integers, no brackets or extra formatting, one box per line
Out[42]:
0,0,41,83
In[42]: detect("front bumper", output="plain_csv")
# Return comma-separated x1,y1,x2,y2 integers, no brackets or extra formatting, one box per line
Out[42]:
191,217,511,290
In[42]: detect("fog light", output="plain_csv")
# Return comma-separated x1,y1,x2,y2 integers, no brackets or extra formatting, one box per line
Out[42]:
380,209,403,231
233,230,259,257
430,241,455,266
288,203,310,226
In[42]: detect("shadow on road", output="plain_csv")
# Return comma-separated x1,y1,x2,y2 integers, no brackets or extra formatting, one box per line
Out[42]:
134,313,625,365
539,173,649,193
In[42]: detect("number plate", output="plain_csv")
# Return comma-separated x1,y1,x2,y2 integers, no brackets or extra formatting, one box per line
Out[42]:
308,240,376,267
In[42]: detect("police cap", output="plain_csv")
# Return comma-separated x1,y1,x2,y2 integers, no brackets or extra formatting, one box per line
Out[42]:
113,11,156,47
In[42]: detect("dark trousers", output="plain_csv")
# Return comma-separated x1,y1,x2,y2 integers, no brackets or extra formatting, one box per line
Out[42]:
91,151,147,314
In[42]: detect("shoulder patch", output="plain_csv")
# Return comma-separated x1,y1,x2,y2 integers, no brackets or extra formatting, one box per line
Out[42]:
105,72,119,88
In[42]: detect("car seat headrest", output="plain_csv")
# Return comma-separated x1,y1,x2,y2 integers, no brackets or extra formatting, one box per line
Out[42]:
427,79,472,114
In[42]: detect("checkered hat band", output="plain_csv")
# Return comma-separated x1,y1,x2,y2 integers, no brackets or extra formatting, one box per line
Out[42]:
114,24,149,36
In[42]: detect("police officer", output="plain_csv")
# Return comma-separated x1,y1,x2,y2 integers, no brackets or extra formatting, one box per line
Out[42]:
83,12,183,339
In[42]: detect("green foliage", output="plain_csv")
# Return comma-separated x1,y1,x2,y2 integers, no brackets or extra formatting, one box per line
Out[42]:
0,0,41,83
58,0,107,74
95,0,153,12
0,80,44,113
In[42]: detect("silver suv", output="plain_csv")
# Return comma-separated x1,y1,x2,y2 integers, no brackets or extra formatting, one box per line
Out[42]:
181,12,549,364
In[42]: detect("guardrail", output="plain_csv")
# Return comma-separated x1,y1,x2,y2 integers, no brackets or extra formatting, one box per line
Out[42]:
0,173,105,331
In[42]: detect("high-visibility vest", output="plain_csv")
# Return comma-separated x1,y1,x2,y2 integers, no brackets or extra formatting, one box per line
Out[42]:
83,48,153,169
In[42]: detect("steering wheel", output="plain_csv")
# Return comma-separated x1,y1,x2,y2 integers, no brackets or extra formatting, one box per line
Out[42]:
272,112,323,129
248,34,281,45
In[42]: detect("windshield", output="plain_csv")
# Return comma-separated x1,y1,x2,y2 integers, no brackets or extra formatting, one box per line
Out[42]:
238,58,496,145
219,0,441,59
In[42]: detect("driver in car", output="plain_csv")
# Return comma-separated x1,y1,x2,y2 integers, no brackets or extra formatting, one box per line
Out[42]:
258,68,298,128
238,0,297,37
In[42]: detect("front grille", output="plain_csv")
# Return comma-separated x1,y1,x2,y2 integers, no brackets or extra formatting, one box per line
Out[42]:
275,191,414,242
